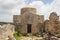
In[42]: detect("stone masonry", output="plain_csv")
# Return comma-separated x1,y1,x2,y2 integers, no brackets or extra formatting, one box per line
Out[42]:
0,24,15,40
44,12,59,34
13,6,60,36
13,6,44,34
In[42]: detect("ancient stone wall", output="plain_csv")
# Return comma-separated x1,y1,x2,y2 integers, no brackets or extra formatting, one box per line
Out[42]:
44,20,58,34
0,24,15,40
49,12,59,21
13,15,21,24
45,12,59,34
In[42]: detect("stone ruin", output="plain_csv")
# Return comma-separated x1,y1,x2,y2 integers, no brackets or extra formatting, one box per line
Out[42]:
13,6,60,40
0,24,15,40
13,6,44,34
13,6,60,35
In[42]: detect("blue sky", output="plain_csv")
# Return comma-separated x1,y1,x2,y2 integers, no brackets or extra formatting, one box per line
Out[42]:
25,0,53,4
41,0,53,4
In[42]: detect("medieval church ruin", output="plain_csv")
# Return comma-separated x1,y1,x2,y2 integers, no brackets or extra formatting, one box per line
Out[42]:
13,6,60,35
13,6,44,34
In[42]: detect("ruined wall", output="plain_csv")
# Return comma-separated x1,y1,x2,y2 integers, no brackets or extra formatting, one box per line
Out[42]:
44,20,58,34
45,12,59,34
0,24,15,40
56,21,60,37
49,12,59,21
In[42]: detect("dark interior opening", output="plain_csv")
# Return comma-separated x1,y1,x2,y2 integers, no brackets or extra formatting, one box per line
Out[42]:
27,24,31,33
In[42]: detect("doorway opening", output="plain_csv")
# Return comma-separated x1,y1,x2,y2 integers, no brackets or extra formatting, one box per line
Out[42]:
27,24,31,33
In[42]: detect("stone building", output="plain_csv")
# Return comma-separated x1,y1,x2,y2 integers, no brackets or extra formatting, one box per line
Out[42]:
13,6,44,34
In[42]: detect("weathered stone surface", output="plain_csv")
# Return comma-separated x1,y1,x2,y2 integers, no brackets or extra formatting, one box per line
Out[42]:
44,12,59,34
0,24,15,40
13,7,44,34
44,36,58,40
21,7,36,14
49,12,59,21
44,20,58,34
13,7,60,39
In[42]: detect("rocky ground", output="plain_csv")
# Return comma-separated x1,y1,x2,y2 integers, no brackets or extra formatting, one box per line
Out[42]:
20,37,43,40
14,36,60,40
0,24,15,40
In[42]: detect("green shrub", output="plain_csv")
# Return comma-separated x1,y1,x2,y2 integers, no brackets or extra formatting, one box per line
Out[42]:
13,33,22,40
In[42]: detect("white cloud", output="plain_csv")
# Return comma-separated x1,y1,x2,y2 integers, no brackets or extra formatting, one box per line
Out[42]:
29,1,52,19
0,0,60,22
51,0,60,15
29,0,60,19
0,0,26,22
